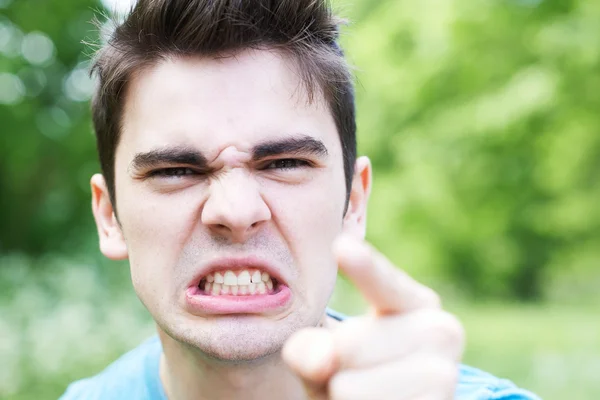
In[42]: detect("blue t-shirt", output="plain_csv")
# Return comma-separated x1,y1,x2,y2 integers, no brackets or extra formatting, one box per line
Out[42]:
60,310,541,400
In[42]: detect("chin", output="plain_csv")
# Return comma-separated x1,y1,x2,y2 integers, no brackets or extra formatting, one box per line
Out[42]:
197,338,283,362
160,314,302,362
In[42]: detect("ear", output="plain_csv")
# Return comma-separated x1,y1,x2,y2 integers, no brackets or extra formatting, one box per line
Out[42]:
91,174,128,260
342,156,372,238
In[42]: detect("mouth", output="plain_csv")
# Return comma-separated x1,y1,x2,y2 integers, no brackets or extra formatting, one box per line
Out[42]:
197,268,281,296
185,259,292,315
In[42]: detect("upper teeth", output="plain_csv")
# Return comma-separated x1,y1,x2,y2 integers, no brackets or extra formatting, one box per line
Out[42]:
202,269,274,296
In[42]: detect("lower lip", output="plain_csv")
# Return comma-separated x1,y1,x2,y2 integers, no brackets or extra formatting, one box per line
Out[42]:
185,285,292,315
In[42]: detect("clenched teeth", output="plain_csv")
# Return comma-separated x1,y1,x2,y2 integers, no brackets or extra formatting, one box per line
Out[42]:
200,269,276,296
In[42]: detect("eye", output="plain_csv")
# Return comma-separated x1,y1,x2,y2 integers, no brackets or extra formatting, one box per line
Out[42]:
263,159,310,170
149,167,196,178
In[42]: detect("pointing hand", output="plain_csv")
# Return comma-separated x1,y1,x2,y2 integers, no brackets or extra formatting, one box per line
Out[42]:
283,235,465,400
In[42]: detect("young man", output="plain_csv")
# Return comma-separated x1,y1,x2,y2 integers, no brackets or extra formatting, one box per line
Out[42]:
62,1,540,399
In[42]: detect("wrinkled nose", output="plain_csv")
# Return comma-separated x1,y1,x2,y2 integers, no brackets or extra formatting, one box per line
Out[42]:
201,170,271,242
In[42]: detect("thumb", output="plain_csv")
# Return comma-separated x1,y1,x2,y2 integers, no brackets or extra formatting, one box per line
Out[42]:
283,328,337,392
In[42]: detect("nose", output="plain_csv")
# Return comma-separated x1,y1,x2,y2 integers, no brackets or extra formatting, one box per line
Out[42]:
201,169,271,242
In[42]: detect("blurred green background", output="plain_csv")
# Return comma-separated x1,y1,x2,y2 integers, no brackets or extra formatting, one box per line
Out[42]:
1,0,599,399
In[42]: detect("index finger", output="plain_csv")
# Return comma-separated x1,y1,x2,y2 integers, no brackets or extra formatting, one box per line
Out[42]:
333,235,441,315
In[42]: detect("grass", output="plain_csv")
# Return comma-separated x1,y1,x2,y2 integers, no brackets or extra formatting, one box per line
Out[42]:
456,303,600,400
2,257,598,399
330,280,600,400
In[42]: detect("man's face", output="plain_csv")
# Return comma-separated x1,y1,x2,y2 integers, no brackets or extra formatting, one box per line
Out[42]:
95,50,365,361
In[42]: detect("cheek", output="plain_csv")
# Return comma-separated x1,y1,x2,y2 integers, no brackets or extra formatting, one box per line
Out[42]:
117,185,202,291
265,171,346,281
270,181,343,234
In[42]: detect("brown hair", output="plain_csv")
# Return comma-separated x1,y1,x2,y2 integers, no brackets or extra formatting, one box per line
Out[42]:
91,0,356,209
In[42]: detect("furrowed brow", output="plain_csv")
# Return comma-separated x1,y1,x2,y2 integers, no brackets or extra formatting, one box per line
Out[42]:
129,147,209,172
252,136,329,160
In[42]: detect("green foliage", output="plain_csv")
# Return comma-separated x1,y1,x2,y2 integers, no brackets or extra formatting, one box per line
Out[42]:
340,0,600,301
2,0,598,300
1,0,599,398
0,0,100,255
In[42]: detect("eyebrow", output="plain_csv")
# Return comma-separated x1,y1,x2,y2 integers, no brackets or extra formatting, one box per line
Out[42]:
129,135,328,172
252,136,328,160
129,146,209,172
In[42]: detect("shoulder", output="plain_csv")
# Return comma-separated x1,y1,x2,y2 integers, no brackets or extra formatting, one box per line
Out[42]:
456,365,542,400
59,336,165,400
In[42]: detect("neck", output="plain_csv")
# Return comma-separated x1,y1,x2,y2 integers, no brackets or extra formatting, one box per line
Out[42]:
158,314,338,400
159,342,305,400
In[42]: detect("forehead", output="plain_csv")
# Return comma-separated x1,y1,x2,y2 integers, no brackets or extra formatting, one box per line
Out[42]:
119,49,339,159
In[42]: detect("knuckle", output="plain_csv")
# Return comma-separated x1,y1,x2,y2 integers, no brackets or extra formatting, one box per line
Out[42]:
333,317,370,365
426,311,465,346
420,287,442,308
438,311,465,346
427,359,459,389
328,373,357,400
441,361,460,389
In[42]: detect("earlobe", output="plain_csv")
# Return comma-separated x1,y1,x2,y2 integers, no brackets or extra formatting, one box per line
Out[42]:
91,174,128,260
342,156,372,238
